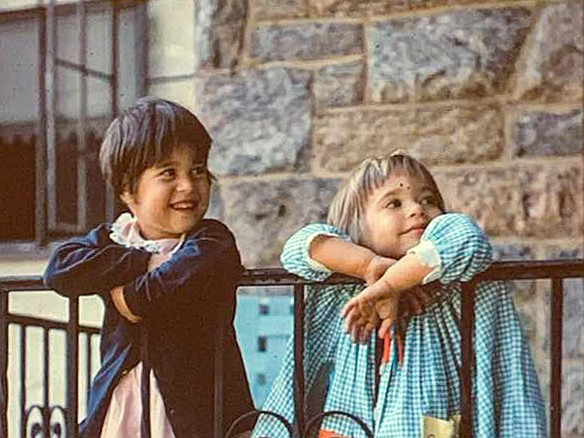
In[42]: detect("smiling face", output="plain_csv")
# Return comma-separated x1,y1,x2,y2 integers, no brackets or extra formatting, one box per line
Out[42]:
361,172,443,259
120,145,211,240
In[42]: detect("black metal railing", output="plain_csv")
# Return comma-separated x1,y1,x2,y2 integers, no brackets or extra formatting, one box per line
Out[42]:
1,259,583,438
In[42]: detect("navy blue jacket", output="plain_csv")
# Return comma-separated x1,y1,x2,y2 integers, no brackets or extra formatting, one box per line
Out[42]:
44,219,254,437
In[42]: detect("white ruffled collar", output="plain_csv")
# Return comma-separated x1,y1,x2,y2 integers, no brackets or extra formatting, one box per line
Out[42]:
109,212,185,255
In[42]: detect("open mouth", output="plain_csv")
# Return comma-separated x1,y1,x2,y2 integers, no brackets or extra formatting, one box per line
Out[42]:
170,201,197,211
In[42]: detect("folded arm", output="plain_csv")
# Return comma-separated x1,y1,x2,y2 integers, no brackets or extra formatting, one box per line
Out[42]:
43,224,151,297
120,219,243,321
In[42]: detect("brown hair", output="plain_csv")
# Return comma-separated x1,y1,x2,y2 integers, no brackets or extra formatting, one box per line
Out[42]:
327,153,445,243
99,97,212,197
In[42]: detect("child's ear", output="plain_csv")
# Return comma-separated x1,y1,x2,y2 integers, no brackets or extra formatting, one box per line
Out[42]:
119,190,134,207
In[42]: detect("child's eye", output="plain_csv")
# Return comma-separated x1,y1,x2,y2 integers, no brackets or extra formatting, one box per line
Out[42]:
420,195,437,206
385,199,401,209
191,166,207,178
160,168,176,178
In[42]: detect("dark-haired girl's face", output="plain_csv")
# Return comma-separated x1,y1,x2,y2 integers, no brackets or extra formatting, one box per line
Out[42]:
361,173,443,258
120,145,210,240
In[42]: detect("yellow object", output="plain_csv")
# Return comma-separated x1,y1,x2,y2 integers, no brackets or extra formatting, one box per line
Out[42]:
421,414,461,438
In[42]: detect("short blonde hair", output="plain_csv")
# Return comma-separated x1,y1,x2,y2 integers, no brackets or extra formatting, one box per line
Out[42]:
327,153,445,243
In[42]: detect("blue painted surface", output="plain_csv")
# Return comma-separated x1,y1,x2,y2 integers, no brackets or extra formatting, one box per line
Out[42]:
235,293,294,407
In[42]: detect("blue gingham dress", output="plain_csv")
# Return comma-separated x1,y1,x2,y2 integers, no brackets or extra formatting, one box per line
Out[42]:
252,213,546,438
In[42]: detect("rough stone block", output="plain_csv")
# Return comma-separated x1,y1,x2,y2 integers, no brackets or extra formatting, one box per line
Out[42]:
315,61,364,107
432,161,583,238
511,109,582,157
314,104,503,172
561,361,584,436
250,22,362,62
251,0,307,20
218,178,341,267
368,8,531,103
432,167,523,236
195,0,247,70
197,68,312,176
514,1,584,102
518,163,583,238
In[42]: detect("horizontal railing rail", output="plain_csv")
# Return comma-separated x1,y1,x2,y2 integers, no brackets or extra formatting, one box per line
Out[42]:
1,259,583,437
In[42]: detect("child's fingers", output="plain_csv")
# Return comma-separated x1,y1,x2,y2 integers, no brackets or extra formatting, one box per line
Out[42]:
378,318,393,339
343,307,363,333
341,298,358,318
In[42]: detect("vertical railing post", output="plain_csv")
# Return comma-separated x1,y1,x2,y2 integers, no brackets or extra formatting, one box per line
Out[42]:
66,298,80,437
550,277,563,438
0,287,8,438
460,282,476,438
293,283,305,437
42,329,51,437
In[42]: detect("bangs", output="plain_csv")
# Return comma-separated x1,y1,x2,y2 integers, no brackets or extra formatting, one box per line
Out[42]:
129,100,211,172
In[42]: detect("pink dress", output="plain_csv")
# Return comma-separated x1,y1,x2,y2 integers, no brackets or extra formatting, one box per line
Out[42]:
100,213,185,437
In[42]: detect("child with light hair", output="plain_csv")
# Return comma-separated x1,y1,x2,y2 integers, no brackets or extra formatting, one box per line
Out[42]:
253,153,545,437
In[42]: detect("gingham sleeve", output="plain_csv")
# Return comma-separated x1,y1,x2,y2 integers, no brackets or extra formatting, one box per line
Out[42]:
280,223,351,281
407,213,493,284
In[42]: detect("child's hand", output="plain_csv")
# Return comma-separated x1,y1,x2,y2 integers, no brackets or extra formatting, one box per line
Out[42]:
364,255,397,285
110,286,142,323
374,294,401,339
342,277,399,340
399,287,433,318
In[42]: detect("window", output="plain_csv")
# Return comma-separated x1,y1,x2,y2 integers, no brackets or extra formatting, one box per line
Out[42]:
0,0,147,244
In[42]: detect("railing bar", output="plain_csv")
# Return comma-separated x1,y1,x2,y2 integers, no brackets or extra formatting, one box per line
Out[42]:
19,327,26,438
0,289,8,438
293,283,305,438
5,314,99,334
460,282,475,438
2,260,584,290
67,298,79,437
42,328,50,437
550,277,563,438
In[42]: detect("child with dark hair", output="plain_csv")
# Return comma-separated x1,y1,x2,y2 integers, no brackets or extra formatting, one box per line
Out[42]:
253,153,545,438
44,97,254,437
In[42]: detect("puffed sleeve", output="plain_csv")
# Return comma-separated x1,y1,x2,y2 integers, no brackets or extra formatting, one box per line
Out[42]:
406,213,493,285
280,223,351,281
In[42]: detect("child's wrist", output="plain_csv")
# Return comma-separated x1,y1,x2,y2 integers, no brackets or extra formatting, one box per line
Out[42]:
359,253,377,281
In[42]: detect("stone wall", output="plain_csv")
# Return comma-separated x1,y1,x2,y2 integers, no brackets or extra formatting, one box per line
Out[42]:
149,0,582,434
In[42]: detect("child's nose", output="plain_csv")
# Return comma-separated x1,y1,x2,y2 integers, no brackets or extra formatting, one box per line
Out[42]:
409,201,425,217
176,174,196,193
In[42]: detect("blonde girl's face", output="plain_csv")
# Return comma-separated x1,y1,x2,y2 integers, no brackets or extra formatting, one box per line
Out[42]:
361,173,443,259
120,145,211,240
